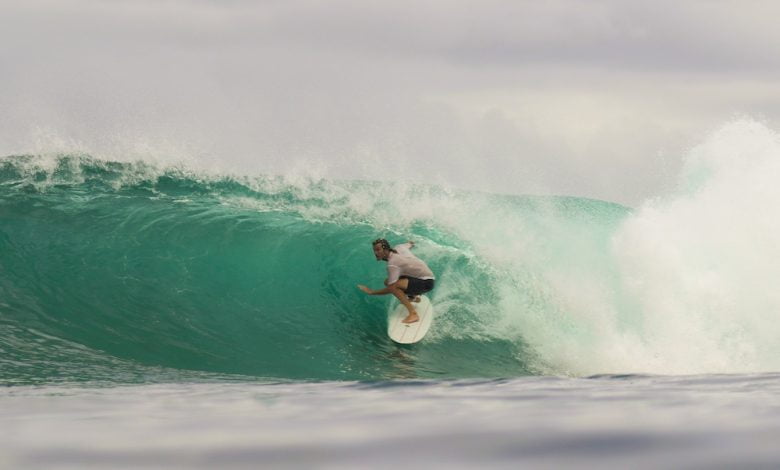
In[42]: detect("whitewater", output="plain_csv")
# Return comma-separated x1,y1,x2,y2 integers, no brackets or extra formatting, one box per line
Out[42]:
4,119,780,468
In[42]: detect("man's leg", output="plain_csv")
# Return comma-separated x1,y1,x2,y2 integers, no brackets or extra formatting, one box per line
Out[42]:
387,278,419,324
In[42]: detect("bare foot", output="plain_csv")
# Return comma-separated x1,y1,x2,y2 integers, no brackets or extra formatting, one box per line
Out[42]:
402,313,419,324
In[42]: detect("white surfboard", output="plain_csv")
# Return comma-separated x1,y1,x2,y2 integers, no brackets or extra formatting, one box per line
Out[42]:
387,295,434,344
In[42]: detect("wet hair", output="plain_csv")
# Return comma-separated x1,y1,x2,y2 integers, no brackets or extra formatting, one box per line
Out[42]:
372,238,397,253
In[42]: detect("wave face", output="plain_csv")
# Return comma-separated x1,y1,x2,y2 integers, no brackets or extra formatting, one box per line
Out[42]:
3,121,780,384
0,154,616,383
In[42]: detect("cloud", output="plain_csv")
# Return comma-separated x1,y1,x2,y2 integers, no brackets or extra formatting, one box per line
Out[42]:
1,0,779,205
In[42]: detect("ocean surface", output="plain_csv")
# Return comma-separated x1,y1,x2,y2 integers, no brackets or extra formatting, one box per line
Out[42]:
3,153,780,468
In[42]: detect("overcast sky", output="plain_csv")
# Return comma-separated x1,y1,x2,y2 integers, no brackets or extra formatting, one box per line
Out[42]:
2,0,780,205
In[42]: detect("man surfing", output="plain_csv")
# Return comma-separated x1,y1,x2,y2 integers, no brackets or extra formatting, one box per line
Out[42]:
357,238,435,324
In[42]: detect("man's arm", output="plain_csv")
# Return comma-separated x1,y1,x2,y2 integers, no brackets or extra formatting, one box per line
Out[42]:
399,241,414,250
359,263,401,294
357,284,392,295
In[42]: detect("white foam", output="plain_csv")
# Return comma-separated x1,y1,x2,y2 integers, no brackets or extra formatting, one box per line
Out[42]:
544,119,780,375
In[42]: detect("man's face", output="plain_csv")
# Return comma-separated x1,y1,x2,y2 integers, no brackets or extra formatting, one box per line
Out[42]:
372,243,388,261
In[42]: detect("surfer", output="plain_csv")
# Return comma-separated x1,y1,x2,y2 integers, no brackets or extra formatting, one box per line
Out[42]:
357,238,435,324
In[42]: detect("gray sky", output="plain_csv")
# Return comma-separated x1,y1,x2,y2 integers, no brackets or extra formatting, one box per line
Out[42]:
2,0,780,205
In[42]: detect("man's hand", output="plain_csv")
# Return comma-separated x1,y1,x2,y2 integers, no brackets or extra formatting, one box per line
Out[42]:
357,284,373,295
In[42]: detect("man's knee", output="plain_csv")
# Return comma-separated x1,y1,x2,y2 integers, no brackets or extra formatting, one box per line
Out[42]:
386,282,402,291
387,280,408,293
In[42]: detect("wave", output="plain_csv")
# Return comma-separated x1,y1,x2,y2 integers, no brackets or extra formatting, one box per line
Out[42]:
3,121,780,384
1,154,564,382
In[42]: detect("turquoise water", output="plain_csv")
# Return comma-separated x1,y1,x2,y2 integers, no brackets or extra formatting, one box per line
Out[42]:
1,154,629,384
5,148,780,384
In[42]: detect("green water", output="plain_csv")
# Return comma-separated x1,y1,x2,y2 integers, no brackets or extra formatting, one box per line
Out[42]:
0,154,629,384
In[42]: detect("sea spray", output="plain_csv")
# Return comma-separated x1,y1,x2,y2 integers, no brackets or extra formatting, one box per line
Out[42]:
606,120,780,374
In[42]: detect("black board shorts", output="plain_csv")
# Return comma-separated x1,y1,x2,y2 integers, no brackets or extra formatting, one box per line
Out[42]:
401,276,435,297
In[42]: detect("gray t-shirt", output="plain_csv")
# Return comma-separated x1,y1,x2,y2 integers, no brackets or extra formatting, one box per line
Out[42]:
386,243,435,284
